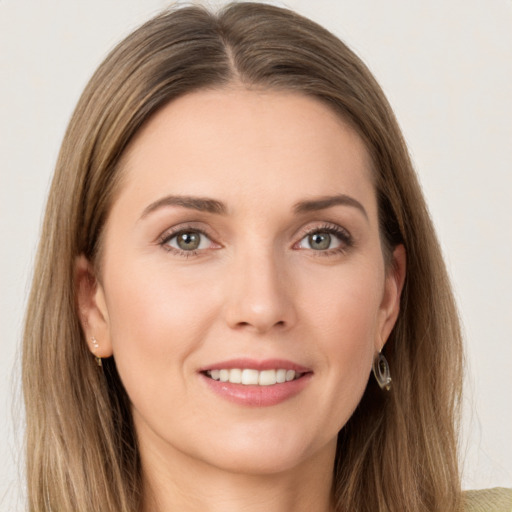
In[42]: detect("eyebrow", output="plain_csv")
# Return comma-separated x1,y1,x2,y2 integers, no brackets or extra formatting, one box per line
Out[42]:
140,195,227,219
293,194,368,220
139,193,368,220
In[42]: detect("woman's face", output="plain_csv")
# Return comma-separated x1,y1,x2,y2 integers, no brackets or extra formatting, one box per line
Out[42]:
81,88,404,476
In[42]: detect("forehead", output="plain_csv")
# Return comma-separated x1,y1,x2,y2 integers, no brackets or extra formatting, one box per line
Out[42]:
117,87,376,218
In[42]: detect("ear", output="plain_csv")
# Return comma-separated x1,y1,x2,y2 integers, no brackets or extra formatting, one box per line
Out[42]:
376,244,406,351
75,254,113,358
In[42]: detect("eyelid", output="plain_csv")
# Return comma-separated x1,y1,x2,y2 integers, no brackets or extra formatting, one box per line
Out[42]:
157,220,217,240
295,221,352,240
292,222,354,253
157,223,221,255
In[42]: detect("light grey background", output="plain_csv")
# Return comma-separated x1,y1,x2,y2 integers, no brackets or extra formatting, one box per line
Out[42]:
1,0,511,508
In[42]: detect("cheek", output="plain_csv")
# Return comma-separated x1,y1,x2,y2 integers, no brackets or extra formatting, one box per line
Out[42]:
301,259,384,346
103,258,221,382
299,261,383,405
101,260,228,442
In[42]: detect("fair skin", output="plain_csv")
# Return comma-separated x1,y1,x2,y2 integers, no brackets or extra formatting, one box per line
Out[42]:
77,88,405,512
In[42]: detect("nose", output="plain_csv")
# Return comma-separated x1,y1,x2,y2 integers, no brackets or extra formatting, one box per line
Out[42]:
223,246,296,334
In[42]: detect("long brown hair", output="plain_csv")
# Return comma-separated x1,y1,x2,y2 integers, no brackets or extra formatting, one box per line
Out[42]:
22,3,463,511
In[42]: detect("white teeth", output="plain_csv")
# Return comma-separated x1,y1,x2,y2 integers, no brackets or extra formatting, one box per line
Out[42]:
258,369,276,386
286,370,296,382
241,369,259,385
206,368,302,386
276,369,286,383
229,368,242,384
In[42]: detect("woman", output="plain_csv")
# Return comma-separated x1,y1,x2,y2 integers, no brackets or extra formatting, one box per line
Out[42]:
21,3,510,511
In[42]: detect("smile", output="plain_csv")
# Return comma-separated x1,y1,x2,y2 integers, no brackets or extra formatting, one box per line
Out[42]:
200,359,312,406
205,368,304,386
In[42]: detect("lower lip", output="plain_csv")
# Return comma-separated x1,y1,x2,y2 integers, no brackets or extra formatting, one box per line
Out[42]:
200,373,312,407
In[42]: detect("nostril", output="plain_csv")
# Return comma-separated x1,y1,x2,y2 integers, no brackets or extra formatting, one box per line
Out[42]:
233,319,287,332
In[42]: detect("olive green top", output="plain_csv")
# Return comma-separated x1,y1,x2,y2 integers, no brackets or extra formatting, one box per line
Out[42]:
464,488,512,512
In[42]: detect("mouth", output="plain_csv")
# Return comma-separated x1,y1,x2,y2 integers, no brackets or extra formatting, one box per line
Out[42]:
198,359,313,405
202,368,307,386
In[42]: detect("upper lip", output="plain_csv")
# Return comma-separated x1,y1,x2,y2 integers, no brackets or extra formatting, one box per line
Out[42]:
199,358,312,373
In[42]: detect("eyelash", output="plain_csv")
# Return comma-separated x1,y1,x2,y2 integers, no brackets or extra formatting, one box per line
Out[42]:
157,222,354,258
295,223,354,257
158,225,216,258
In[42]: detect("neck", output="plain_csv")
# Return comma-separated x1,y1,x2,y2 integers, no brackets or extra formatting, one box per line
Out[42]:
140,434,336,512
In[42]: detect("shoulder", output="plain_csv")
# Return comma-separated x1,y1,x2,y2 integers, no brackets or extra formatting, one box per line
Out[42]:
464,488,512,512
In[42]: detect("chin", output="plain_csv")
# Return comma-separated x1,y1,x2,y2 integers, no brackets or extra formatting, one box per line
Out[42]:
206,448,314,476
194,424,335,476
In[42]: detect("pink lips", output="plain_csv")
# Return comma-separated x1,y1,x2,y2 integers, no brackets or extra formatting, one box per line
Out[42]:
199,358,312,407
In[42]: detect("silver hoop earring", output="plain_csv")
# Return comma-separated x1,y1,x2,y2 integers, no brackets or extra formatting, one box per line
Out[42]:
372,352,391,391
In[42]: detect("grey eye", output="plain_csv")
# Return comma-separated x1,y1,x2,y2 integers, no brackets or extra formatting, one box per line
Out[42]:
298,231,343,251
308,233,332,250
176,232,201,250
166,231,210,251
